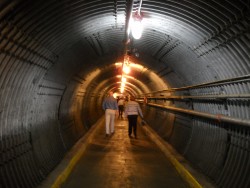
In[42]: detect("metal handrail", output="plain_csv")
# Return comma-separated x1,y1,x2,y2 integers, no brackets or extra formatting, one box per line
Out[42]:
146,102,250,127
138,74,250,96
139,94,250,100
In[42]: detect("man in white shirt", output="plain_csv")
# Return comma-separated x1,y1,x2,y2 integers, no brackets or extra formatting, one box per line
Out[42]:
102,91,118,137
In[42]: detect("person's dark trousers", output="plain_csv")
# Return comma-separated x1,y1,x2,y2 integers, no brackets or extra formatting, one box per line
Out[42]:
127,115,138,137
118,105,124,117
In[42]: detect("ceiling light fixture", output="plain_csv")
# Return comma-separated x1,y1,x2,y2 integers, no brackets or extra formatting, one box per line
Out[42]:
123,63,131,74
131,11,143,39
119,0,143,94
122,76,127,82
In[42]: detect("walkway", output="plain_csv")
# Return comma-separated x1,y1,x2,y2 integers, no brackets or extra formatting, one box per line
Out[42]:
61,118,189,188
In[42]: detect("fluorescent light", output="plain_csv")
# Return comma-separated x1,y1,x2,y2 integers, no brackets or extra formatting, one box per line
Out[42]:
131,20,143,39
131,12,143,40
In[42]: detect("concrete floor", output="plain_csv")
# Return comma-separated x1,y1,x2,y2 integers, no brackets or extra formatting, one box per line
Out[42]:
61,117,189,188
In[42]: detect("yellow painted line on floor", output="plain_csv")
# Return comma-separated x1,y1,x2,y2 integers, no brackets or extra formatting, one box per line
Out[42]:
141,124,203,188
51,145,87,188
50,118,104,188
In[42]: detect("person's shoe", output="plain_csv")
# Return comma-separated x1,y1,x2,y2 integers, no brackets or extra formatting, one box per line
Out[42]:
129,135,132,138
105,134,109,137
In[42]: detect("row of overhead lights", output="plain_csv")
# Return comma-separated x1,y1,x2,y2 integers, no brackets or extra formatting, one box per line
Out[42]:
120,0,143,94
120,55,131,93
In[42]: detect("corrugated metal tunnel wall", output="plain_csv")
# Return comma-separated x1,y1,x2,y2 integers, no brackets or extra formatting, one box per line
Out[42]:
0,0,249,187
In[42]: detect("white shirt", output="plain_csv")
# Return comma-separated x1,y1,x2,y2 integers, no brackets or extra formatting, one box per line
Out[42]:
125,101,143,117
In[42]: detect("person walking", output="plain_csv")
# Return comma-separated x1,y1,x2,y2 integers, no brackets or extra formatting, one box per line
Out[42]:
124,96,143,139
117,97,125,118
102,91,118,137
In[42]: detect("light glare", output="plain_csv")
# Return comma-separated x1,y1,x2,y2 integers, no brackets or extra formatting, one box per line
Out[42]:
131,19,143,39
123,64,130,74
122,77,127,82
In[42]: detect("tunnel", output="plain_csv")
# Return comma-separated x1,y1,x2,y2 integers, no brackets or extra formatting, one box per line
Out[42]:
0,0,250,187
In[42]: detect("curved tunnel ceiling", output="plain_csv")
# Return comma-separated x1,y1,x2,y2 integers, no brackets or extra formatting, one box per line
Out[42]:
2,0,249,96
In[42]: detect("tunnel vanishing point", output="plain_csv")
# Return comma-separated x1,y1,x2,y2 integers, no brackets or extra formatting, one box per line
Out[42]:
0,0,250,188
